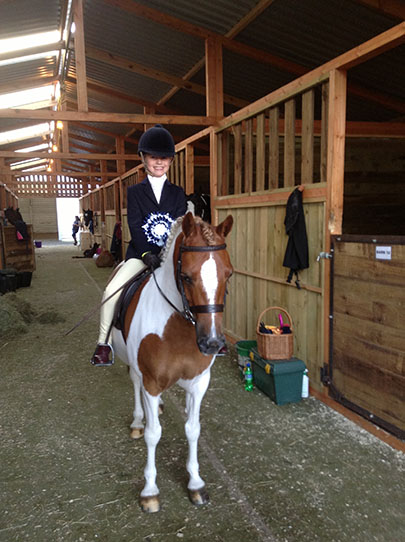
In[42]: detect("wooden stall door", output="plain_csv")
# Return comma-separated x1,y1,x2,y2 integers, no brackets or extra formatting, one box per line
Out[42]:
329,235,405,439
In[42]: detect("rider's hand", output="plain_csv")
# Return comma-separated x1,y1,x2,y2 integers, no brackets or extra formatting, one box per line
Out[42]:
142,252,161,270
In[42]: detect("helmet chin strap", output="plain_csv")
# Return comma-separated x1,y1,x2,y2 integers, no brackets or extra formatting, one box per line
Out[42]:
140,152,152,176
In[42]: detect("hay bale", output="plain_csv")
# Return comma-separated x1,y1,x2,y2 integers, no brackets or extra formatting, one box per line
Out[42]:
0,294,28,337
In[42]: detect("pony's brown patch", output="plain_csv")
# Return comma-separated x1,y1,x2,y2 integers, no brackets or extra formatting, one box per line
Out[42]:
138,313,213,396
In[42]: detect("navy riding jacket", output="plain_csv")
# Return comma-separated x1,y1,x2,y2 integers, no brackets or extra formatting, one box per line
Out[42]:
125,177,187,260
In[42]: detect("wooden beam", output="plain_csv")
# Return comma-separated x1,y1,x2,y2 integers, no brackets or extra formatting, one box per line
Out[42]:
327,69,347,236
217,23,405,131
73,0,88,111
85,46,246,109
205,37,224,118
70,119,138,144
353,0,405,19
7,169,119,178
107,0,405,114
115,136,126,175
0,151,139,160
0,109,217,125
103,0,305,76
158,0,277,107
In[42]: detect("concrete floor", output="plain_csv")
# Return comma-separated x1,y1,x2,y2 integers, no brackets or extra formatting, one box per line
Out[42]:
1,241,404,542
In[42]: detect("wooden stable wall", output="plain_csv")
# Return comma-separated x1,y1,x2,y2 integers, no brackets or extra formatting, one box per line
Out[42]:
343,140,405,236
75,26,405,413
18,198,58,235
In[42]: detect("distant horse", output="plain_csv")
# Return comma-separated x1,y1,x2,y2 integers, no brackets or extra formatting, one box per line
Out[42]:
111,212,233,513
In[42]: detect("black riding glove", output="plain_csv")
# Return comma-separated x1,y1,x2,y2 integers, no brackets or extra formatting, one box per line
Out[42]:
142,252,161,270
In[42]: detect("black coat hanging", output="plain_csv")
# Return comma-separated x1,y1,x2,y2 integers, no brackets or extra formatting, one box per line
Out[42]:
283,187,309,289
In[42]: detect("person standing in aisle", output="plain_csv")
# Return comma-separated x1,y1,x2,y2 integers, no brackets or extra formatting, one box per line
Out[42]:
72,215,81,246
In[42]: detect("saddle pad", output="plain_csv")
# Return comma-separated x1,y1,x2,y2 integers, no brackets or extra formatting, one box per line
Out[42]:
114,268,151,335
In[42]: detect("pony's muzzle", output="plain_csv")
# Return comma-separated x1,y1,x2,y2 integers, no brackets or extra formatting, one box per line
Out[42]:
197,333,226,355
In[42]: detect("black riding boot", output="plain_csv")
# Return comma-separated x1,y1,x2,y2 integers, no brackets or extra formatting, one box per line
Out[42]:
91,344,114,366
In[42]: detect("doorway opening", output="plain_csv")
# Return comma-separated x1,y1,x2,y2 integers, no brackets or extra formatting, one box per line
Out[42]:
56,198,79,241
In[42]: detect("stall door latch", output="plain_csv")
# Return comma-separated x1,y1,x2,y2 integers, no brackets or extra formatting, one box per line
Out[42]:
317,251,333,262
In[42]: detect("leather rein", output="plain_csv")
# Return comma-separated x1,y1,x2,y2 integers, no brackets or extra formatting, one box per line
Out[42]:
152,242,227,326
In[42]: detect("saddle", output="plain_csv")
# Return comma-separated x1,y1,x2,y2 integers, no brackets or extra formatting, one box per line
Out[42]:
113,268,152,335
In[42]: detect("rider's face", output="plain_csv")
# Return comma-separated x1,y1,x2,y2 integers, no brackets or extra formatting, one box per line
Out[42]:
144,154,172,177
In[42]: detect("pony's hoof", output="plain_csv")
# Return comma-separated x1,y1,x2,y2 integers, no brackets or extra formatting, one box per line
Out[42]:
130,427,144,439
140,495,160,513
158,403,164,416
188,486,210,506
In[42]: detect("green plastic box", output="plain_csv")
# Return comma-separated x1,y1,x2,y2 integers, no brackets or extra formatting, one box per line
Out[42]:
250,347,305,405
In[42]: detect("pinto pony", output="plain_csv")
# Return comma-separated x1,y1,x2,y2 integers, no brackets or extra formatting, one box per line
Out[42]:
111,212,233,513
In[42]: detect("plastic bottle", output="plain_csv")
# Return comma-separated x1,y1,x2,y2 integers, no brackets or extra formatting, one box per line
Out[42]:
244,362,253,391
302,369,309,398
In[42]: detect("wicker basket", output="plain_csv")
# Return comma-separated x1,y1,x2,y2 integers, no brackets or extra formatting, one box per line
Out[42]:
256,306,294,360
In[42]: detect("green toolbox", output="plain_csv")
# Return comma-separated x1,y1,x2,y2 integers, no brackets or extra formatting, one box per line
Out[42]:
250,347,306,405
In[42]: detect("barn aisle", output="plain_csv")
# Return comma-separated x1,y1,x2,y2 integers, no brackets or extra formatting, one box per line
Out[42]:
1,241,404,542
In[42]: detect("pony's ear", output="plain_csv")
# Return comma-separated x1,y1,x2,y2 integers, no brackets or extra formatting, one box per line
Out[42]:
216,215,233,238
182,211,197,237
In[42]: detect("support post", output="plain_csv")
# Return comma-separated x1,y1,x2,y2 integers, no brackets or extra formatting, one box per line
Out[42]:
205,37,224,118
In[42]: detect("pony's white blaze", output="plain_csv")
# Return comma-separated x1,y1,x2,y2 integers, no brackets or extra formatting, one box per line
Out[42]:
200,255,219,330
200,255,218,304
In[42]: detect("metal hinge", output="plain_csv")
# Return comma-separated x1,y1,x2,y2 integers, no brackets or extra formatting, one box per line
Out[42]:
320,364,331,386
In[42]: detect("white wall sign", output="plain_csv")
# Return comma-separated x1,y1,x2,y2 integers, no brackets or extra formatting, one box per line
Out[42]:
375,246,392,260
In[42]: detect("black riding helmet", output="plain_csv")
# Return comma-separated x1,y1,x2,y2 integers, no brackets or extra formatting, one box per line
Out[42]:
138,124,175,157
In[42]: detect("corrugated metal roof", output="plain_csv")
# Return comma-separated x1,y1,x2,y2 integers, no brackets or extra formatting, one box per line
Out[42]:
0,0,61,39
0,0,404,178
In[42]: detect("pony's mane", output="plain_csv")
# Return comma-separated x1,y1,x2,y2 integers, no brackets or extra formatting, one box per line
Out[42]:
160,216,184,263
160,215,217,263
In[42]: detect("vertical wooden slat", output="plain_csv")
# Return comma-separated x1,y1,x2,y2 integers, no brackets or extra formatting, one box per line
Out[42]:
221,130,229,196
185,144,194,195
269,107,279,189
327,69,347,236
179,150,185,190
232,124,242,195
115,136,125,175
60,97,69,153
284,99,296,188
244,119,253,193
323,68,347,391
301,89,314,184
72,0,88,112
205,37,224,118
256,113,266,191
320,82,329,184
209,128,219,224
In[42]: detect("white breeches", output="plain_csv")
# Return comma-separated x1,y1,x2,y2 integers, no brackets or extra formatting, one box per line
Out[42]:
98,257,146,344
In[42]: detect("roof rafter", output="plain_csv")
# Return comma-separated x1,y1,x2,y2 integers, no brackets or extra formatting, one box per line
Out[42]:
105,0,405,114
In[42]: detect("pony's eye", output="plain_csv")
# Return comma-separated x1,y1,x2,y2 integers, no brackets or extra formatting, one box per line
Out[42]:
181,273,193,285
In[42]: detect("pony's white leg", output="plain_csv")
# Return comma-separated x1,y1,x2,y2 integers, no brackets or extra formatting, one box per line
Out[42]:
129,367,144,439
139,389,162,513
182,370,211,506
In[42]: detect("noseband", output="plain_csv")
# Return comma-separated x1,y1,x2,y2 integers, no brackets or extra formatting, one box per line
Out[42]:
153,242,227,325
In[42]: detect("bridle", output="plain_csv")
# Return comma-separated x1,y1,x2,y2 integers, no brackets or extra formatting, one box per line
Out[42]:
152,242,228,326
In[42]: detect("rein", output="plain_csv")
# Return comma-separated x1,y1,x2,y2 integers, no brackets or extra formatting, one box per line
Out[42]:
153,242,227,326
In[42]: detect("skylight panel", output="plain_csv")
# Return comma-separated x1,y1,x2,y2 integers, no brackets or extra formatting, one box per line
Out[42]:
0,51,59,68
0,123,52,145
0,85,56,109
16,143,50,153
0,30,60,55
